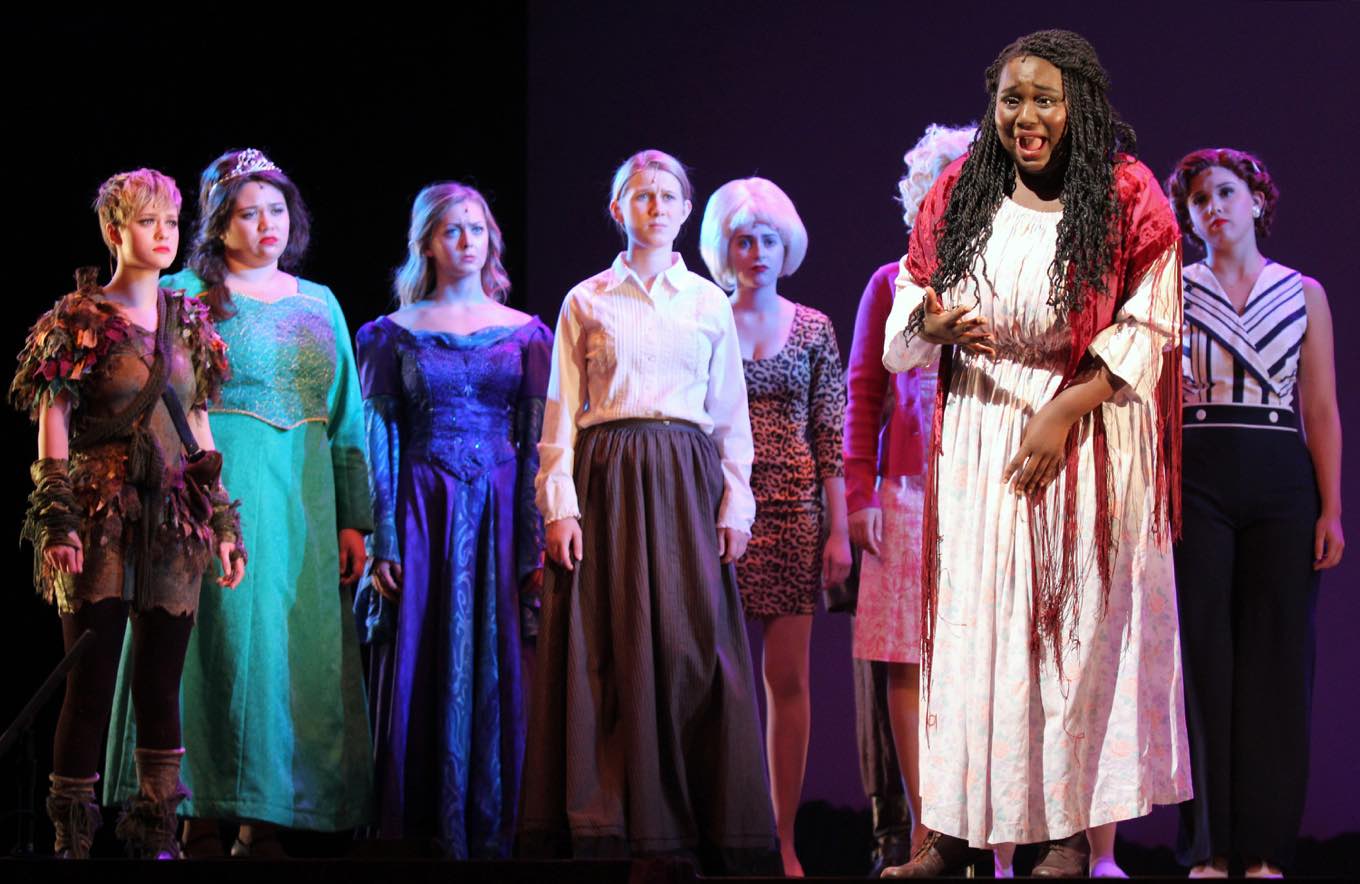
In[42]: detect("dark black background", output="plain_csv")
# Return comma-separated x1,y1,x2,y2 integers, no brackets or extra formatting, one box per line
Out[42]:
4,0,1356,863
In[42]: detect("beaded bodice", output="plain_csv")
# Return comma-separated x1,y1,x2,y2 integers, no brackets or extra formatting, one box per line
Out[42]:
385,319,538,481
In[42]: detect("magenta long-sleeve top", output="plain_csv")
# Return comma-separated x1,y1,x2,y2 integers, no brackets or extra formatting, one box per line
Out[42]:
843,262,932,514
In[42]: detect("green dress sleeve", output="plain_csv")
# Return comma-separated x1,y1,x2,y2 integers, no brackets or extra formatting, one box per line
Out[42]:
322,286,375,534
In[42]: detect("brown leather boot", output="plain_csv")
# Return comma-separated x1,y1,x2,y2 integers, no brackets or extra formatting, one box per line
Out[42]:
1031,831,1090,877
46,773,102,859
881,829,980,878
115,747,190,860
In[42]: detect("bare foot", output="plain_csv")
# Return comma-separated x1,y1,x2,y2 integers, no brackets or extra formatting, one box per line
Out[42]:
1245,859,1283,878
1090,856,1128,877
181,818,223,858
231,823,287,859
780,844,805,877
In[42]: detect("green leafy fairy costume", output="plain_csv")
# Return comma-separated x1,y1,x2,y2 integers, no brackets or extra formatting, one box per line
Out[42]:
10,269,233,616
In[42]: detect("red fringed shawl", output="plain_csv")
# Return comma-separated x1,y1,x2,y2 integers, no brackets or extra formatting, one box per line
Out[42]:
908,155,1183,686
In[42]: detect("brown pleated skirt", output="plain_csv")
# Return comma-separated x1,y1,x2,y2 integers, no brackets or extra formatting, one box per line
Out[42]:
518,420,777,873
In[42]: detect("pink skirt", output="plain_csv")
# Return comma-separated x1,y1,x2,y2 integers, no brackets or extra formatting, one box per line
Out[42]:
852,475,925,664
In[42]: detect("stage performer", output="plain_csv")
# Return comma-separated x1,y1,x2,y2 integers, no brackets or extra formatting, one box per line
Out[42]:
353,182,551,858
519,149,778,873
104,149,374,857
11,168,243,859
698,177,850,877
844,123,975,876
880,30,1191,878
1166,148,1342,879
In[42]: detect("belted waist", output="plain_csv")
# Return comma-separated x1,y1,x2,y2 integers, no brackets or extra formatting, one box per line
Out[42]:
596,417,700,432
1183,403,1298,431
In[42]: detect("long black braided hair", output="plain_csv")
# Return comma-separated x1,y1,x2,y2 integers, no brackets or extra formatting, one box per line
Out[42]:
931,29,1137,315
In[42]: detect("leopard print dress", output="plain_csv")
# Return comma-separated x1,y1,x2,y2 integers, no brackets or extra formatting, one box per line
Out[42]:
736,303,846,618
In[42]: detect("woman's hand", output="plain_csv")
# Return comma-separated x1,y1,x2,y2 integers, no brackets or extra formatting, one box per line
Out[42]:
821,529,853,588
372,559,403,600
717,526,749,564
217,541,246,588
338,528,367,585
546,517,583,570
1002,403,1076,498
848,508,883,557
43,531,83,574
920,286,996,357
1314,512,1344,570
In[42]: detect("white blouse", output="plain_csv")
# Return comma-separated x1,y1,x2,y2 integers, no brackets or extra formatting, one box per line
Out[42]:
1182,260,1307,409
883,235,1181,403
535,253,756,532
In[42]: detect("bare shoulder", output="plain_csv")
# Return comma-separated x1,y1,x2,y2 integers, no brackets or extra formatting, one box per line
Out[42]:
1300,275,1332,321
489,301,535,326
385,304,423,330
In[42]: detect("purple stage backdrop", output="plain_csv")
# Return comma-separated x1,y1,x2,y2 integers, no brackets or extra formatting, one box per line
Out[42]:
522,1,1359,846
5,1,1356,857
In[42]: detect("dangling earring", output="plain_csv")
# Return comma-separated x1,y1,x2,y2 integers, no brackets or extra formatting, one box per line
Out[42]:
1252,205,1262,219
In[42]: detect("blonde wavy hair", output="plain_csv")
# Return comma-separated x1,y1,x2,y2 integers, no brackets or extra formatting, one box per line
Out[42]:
897,123,977,230
393,182,511,306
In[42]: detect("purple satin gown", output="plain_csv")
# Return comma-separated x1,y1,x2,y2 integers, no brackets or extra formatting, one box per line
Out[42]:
353,316,551,858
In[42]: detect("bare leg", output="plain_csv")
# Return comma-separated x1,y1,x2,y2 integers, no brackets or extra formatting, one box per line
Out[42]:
762,614,814,877
234,821,286,858
884,661,924,852
1088,822,1127,877
993,842,1016,877
181,818,223,858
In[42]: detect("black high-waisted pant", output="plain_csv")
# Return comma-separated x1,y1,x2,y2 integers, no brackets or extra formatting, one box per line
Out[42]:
1173,411,1320,870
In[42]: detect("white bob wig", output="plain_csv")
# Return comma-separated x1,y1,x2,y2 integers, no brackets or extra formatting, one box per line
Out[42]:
699,177,808,291
898,123,978,230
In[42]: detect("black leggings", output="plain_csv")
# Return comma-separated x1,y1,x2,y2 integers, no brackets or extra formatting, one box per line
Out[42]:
52,598,194,778
853,654,904,802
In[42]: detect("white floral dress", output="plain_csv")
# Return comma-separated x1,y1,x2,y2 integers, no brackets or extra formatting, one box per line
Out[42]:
883,198,1192,847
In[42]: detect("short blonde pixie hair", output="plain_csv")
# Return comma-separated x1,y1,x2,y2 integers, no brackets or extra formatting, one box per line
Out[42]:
94,168,182,255
699,177,808,291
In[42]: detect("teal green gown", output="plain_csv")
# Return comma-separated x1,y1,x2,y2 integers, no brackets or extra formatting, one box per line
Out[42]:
105,270,375,829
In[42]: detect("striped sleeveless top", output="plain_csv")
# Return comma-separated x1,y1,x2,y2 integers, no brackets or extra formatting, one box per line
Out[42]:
1182,260,1308,409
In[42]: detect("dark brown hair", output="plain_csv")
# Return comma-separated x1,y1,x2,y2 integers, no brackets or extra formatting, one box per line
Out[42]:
1165,147,1279,247
188,149,311,319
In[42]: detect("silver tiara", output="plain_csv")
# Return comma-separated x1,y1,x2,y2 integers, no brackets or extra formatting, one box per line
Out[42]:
210,148,281,194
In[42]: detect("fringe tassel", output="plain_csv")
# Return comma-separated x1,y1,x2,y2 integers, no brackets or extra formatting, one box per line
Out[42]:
918,344,954,711
1152,256,1184,543
1026,418,1092,682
